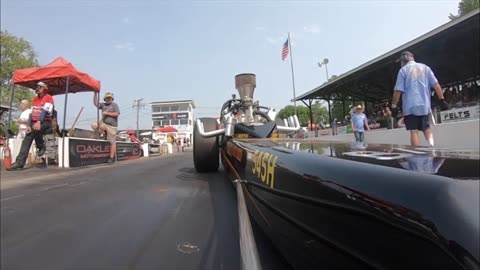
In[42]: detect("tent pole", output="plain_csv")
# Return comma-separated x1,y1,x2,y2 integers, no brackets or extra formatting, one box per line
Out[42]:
5,83,16,153
61,76,70,168
96,93,100,138
6,83,15,131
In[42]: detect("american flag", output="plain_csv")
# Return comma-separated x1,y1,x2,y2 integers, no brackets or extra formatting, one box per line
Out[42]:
282,38,289,61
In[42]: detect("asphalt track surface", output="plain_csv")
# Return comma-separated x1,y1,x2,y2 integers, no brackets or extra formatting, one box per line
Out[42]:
1,150,292,270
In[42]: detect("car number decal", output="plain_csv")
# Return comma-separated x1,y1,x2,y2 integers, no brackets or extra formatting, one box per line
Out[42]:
252,150,278,188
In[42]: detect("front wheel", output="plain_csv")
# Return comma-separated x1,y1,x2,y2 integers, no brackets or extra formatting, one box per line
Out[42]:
193,118,219,172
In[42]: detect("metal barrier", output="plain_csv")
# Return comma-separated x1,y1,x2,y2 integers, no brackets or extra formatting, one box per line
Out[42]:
235,180,262,270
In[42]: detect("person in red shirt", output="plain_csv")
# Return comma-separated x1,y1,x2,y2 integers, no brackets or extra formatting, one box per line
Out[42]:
127,130,141,143
7,81,54,171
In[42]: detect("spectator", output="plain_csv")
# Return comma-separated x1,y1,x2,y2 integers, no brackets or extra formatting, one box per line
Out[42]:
351,105,370,143
17,99,31,138
7,81,54,171
176,138,184,152
92,92,120,163
391,51,448,146
331,118,337,135
383,105,393,129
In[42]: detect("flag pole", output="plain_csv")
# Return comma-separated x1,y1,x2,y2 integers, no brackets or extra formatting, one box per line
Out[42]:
288,32,297,116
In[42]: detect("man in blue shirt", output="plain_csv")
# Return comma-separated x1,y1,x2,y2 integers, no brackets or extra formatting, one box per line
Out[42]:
351,105,370,142
391,51,448,146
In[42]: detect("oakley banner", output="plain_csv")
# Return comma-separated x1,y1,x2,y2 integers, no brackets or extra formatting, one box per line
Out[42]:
69,138,110,167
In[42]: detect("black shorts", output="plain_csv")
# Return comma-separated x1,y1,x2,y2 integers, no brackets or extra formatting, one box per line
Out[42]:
404,115,430,131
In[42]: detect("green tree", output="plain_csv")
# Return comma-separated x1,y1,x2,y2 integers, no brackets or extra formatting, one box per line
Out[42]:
449,0,479,20
311,101,329,126
0,31,38,124
330,99,364,124
330,100,345,123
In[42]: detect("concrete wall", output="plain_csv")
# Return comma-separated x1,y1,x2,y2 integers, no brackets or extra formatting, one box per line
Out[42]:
309,120,479,149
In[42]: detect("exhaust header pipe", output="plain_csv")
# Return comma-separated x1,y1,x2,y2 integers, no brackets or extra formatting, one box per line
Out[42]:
235,73,256,100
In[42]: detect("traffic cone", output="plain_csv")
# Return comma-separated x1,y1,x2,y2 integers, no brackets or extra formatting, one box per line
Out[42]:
3,145,12,168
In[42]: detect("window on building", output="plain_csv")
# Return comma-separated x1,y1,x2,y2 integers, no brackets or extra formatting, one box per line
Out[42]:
170,105,179,111
160,120,170,126
180,119,188,125
178,105,188,111
171,119,179,125
161,106,170,112
152,107,161,112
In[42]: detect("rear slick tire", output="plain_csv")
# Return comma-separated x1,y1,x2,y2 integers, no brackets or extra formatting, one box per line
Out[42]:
193,118,219,172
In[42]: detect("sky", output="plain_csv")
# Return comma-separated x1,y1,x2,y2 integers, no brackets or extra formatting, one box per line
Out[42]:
1,0,460,130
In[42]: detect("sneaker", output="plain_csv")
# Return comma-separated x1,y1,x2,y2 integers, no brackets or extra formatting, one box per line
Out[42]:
37,146,46,157
6,163,24,171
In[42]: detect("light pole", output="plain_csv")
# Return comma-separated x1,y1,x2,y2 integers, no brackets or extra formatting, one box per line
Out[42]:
317,58,329,82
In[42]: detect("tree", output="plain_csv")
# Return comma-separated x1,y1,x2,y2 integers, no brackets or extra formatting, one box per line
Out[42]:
449,0,479,20
311,101,329,126
0,31,38,123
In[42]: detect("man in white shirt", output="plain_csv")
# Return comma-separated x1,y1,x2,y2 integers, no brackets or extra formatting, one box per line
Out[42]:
17,99,31,138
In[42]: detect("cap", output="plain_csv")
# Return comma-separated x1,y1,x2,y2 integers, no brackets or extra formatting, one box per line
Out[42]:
356,105,363,110
396,51,414,63
37,81,48,89
104,92,114,99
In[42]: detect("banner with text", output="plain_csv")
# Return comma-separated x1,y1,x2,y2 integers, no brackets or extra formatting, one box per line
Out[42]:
69,138,111,167
117,142,143,161
440,105,479,123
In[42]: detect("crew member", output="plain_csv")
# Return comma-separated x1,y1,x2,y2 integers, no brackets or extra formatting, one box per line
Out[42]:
7,81,54,171
92,92,120,163
392,51,448,146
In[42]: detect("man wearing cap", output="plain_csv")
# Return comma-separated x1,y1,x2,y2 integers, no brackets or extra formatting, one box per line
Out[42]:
351,104,370,143
7,81,54,171
392,51,448,146
92,92,120,163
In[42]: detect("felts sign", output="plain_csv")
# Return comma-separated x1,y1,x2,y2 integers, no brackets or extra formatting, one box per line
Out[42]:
69,138,110,167
117,142,142,161
440,105,480,123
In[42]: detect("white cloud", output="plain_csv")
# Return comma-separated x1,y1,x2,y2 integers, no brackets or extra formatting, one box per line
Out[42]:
266,36,286,45
114,42,135,52
255,26,266,31
303,24,321,34
123,17,131,24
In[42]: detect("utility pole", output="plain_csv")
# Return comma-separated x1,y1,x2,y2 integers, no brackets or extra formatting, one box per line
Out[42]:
133,98,145,138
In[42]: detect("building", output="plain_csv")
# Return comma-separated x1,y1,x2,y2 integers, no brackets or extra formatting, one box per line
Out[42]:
150,100,195,142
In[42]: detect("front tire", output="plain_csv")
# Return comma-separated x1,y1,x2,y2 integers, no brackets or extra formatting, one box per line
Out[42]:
193,118,219,172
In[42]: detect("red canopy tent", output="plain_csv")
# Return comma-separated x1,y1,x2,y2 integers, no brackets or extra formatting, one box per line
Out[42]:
12,57,100,95
7,57,101,168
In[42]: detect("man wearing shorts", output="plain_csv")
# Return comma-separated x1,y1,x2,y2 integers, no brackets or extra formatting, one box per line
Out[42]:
391,51,448,146
351,105,370,143
92,92,120,163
